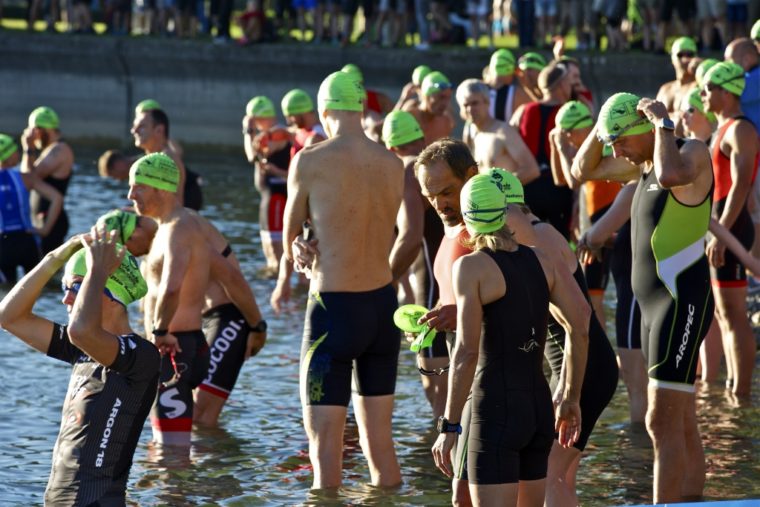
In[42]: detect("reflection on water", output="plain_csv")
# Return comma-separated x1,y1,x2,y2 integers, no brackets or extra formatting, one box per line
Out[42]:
0,149,759,506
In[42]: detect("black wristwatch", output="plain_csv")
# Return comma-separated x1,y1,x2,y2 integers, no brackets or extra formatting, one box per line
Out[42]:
436,416,462,434
658,118,675,131
250,319,268,333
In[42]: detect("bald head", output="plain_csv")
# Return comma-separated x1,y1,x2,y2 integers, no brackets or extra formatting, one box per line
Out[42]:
725,38,758,71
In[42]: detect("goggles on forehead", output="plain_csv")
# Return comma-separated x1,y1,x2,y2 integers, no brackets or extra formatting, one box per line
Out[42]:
597,117,649,145
62,281,122,305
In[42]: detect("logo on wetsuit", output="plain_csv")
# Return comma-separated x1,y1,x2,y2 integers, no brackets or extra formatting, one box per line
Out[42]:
519,339,540,353
675,304,696,369
96,397,122,467
204,319,244,384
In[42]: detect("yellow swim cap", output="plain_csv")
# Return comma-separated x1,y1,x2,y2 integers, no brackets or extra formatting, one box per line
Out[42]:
129,153,179,193
695,58,719,88
597,92,653,145
135,99,162,115
382,111,424,149
412,65,432,87
488,167,524,204
0,134,18,162
704,61,746,97
281,89,314,116
461,173,509,235
96,209,138,245
556,100,593,131
318,71,365,112
246,96,276,118
64,248,147,306
28,106,60,129
670,36,697,56
489,48,516,77
518,52,547,71
422,71,452,96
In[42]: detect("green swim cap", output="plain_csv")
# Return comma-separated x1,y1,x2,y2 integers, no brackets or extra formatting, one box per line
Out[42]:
382,111,424,149
96,209,138,245
597,92,653,145
751,19,760,41
0,134,18,162
683,88,716,123
422,71,452,96
488,167,524,204
246,96,276,118
695,58,720,88
318,71,365,112
704,61,746,97
341,63,364,84
28,107,59,130
556,100,593,131
129,153,179,193
670,36,697,56
461,173,509,235
412,65,432,87
393,303,429,333
64,248,147,306
135,99,162,114
518,52,547,71
281,89,314,116
489,48,516,77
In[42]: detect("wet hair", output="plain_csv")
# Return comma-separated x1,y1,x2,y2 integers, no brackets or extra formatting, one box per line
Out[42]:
456,78,490,105
463,225,516,251
98,149,128,178
414,137,477,181
147,109,170,138
538,61,568,91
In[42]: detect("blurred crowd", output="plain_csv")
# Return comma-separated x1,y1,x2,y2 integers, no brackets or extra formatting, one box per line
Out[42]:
2,0,758,49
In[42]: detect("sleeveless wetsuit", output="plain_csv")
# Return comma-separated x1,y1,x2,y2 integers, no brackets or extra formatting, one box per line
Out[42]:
465,246,554,485
199,303,250,400
610,219,642,349
0,167,41,283
30,173,70,254
710,117,759,288
489,83,516,122
518,102,574,239
545,261,619,451
45,324,159,506
183,166,204,211
418,204,448,359
632,150,714,391
582,178,621,295
300,285,400,406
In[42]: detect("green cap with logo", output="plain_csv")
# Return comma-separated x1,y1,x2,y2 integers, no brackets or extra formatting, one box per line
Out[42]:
135,99,162,115
683,88,716,123
488,167,524,204
518,52,547,71
281,89,314,116
704,61,746,97
318,71,365,112
64,248,147,306
556,100,593,131
28,107,60,130
0,134,18,162
597,92,653,145
670,36,697,56
129,152,179,193
489,48,516,77
461,173,509,235
246,96,276,118
382,110,424,149
422,71,452,96
751,19,760,41
412,65,432,87
695,58,720,88
96,209,138,245
341,63,364,84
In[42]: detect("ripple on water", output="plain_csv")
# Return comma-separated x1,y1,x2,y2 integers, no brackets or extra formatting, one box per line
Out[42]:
1,151,760,505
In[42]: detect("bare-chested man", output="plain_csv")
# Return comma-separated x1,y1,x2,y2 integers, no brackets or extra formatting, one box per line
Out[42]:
656,37,698,119
127,152,210,446
283,71,403,488
456,78,540,184
404,71,456,146
21,106,73,254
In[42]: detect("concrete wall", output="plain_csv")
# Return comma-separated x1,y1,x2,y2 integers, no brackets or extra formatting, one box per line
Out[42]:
0,31,678,148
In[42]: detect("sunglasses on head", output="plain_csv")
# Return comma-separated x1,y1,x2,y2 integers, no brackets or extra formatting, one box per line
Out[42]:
62,281,120,304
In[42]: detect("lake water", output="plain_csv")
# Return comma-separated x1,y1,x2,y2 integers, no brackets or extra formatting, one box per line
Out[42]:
1,149,759,506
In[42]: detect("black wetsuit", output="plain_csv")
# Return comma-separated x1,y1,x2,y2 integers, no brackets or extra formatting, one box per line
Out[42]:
466,246,554,485
419,204,448,359
45,324,159,506
632,159,714,390
545,262,619,451
200,304,250,399
184,167,204,211
30,173,70,254
610,220,642,349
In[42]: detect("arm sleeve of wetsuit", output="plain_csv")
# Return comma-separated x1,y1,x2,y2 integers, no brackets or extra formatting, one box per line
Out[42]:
107,334,161,382
45,324,82,365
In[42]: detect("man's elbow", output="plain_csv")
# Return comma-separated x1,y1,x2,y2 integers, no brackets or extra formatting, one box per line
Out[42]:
67,321,94,347
570,163,587,182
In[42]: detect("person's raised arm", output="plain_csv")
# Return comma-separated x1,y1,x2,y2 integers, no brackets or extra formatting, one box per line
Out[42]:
390,169,425,282
431,254,483,478
29,175,63,238
67,230,124,366
571,124,640,183
0,236,82,353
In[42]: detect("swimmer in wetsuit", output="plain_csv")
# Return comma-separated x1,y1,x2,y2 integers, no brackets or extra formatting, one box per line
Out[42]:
21,106,74,254
431,173,588,507
576,92,714,503
0,230,159,506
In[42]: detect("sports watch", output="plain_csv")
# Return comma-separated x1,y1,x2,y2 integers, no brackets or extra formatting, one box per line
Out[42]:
657,118,675,131
436,416,462,434
250,319,268,333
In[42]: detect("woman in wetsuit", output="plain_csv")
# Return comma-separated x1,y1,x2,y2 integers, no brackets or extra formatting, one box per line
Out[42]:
432,172,588,507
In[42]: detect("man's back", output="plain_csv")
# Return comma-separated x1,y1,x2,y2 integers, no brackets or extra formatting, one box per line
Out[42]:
302,133,403,292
